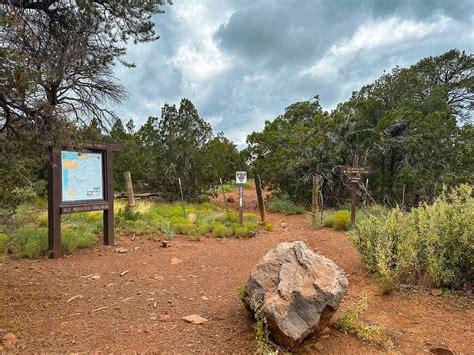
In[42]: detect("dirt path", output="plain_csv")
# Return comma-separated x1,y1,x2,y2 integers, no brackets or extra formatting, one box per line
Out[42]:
0,185,473,353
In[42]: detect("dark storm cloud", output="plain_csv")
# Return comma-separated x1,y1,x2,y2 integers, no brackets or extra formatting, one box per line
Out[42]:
112,0,474,145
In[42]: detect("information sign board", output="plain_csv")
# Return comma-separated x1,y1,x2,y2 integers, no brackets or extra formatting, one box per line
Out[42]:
61,151,104,202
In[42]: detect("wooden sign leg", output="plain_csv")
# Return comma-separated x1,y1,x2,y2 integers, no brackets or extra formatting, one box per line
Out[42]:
351,183,357,225
351,155,359,226
103,149,114,246
48,147,62,258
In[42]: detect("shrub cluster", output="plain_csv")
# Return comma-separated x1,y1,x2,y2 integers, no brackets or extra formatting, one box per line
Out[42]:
268,197,306,215
350,185,474,289
115,201,258,240
314,209,352,231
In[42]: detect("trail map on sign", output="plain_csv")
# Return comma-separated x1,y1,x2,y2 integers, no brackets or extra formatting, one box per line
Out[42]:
61,151,103,202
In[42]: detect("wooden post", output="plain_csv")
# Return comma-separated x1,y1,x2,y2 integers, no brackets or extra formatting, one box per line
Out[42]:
312,175,320,213
123,171,136,213
220,178,230,219
48,147,62,258
351,155,359,226
254,174,266,224
401,184,406,210
103,147,114,246
178,177,186,219
239,184,244,225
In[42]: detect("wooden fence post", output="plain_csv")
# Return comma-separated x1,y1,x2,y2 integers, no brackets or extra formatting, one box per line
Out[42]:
401,184,406,210
312,175,320,213
220,178,230,219
255,174,266,224
123,171,136,213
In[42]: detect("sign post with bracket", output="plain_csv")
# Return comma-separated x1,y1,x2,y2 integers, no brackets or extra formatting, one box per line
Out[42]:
48,142,120,258
235,171,247,225
341,155,371,225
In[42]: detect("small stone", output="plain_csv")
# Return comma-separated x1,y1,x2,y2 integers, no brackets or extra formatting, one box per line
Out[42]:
2,333,17,349
171,258,182,265
159,314,171,322
90,275,101,280
114,247,128,254
162,240,170,248
201,296,209,301
280,222,288,228
182,315,208,325
431,288,442,296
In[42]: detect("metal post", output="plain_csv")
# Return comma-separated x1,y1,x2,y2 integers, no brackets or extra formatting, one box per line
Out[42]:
239,184,244,225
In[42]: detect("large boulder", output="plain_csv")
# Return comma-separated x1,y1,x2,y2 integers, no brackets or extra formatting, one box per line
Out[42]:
242,241,348,350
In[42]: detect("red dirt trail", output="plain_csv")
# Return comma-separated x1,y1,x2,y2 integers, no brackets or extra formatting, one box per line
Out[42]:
0,185,472,353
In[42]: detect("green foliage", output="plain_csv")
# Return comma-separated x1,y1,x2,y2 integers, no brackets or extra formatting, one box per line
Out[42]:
332,210,351,231
247,50,474,208
236,284,245,299
268,196,306,215
160,221,175,241
115,200,258,240
335,293,391,348
0,233,10,252
263,222,273,231
255,318,277,355
213,224,233,238
350,184,474,289
8,227,48,258
61,226,97,253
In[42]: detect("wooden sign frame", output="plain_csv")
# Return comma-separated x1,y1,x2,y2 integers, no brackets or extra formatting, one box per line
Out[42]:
48,143,120,258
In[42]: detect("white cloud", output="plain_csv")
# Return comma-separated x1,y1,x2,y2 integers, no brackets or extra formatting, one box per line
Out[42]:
170,2,234,82
304,15,453,79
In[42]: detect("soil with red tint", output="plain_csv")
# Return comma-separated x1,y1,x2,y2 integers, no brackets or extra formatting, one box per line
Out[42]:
0,184,472,353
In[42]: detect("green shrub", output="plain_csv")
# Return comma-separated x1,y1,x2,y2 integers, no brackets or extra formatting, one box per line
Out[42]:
0,233,10,252
332,210,351,230
62,226,97,253
213,224,233,238
160,221,175,241
350,184,474,289
322,213,334,228
8,227,48,258
335,293,391,347
263,222,273,231
268,197,306,215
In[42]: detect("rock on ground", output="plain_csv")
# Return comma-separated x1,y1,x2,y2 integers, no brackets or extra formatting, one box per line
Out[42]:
182,314,208,324
242,241,348,350
2,333,17,349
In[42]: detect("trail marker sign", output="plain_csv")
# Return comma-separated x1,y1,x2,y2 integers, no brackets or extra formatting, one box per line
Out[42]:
236,171,247,225
236,171,247,184
48,143,120,258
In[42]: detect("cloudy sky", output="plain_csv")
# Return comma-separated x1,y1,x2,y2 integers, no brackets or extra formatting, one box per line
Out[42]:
111,0,474,146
